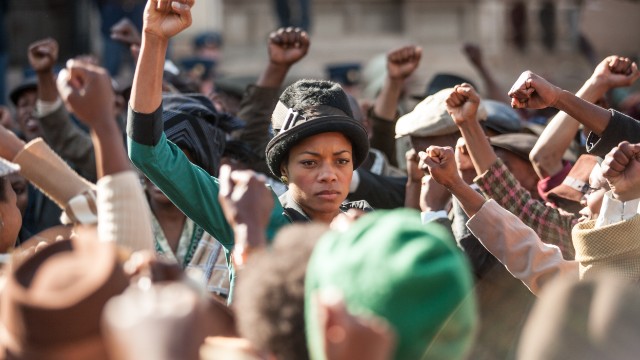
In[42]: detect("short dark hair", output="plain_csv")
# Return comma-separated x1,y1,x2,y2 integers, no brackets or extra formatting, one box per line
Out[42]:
233,223,328,360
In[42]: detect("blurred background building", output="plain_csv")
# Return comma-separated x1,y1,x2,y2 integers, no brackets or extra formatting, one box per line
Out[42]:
2,0,639,103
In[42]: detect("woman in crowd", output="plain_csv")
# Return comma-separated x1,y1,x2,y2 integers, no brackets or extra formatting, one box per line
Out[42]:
127,0,370,258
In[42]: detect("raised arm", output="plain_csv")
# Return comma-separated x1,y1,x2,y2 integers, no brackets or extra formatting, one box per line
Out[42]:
130,0,191,113
371,45,421,165
373,45,421,121
28,38,97,181
448,84,576,257
235,27,310,175
508,62,639,137
256,27,309,88
529,56,640,178
445,84,496,175
127,0,287,247
57,59,153,252
422,146,578,294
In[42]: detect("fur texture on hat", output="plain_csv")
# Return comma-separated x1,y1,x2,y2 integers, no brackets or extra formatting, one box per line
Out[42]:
265,80,369,178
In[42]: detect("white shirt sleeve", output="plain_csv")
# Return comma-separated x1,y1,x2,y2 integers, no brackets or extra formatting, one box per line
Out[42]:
595,191,640,228
36,98,63,117
420,210,448,224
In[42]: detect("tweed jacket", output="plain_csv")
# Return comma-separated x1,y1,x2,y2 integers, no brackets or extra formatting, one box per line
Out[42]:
474,158,577,259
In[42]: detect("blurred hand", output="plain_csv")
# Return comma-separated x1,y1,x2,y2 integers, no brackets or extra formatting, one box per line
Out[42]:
0,106,14,131
267,27,310,67
56,59,115,127
446,83,481,126
28,38,59,73
111,17,142,46
405,148,425,184
143,0,194,41
317,289,396,360
508,71,562,109
419,146,462,189
601,141,640,202
330,209,366,232
387,45,422,81
590,55,640,90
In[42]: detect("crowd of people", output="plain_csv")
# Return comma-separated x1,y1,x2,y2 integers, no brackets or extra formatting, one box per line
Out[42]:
0,0,639,359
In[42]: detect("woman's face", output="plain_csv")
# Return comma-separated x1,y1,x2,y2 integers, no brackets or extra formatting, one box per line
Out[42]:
281,132,354,223
0,178,22,251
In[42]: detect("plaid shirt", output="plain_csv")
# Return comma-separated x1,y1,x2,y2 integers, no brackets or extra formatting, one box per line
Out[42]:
474,159,578,259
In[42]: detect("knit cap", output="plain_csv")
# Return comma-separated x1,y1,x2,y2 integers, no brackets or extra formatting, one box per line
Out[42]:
305,209,477,360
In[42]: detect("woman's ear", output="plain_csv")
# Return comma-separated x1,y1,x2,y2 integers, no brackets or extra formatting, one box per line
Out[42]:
280,164,288,178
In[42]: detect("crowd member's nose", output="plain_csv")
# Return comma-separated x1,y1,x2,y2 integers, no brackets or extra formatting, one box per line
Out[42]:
318,162,338,183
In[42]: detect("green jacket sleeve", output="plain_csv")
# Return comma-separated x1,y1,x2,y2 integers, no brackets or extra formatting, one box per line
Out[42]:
127,104,288,250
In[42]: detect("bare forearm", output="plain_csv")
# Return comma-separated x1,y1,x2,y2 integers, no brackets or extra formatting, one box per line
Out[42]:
373,78,403,121
130,34,168,114
404,181,420,210
91,119,130,178
554,89,611,136
531,79,608,177
256,62,290,89
36,71,59,102
0,134,26,161
445,179,485,218
458,120,497,175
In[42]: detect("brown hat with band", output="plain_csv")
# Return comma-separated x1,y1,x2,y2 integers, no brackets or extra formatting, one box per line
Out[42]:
547,155,599,204
0,227,128,360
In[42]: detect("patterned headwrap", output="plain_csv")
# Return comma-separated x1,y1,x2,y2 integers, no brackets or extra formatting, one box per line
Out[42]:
162,93,244,176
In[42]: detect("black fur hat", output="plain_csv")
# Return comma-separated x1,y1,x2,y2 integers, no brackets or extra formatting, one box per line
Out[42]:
265,80,369,178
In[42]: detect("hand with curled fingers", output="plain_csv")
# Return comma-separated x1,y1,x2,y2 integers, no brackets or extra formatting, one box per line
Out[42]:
317,289,396,360
218,164,274,266
144,0,195,41
28,38,59,74
508,71,562,109
405,148,425,184
445,83,481,126
419,146,461,189
387,45,422,81
590,56,640,91
111,17,142,46
267,27,310,67
601,141,640,202
56,60,115,128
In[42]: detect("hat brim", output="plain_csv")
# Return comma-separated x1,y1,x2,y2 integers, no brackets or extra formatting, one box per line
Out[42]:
9,79,38,106
266,115,370,178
